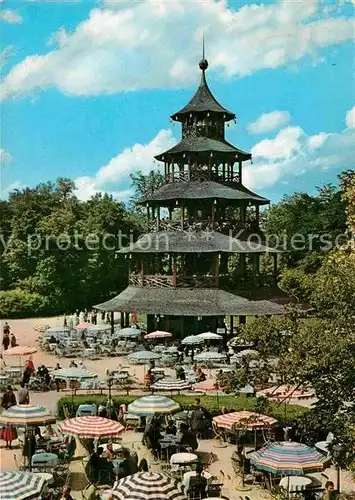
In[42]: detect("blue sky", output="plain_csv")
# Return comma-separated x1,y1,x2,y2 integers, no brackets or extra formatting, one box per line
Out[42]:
1,0,354,203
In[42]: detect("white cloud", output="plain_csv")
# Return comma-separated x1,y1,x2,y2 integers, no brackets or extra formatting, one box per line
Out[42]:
307,132,329,150
0,181,25,200
243,109,354,191
247,110,291,134
1,0,354,100
345,105,355,129
74,129,176,201
0,9,23,24
0,148,12,165
251,126,303,161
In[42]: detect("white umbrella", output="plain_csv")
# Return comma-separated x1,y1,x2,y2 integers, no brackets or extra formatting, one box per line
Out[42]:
197,332,223,341
116,328,141,338
235,349,259,358
181,335,204,345
128,351,161,363
195,352,226,362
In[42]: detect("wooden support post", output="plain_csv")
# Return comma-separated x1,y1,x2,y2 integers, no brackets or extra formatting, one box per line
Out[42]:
238,161,242,184
239,315,246,325
120,312,124,329
240,254,246,274
172,255,177,288
214,253,220,287
230,315,234,335
140,260,144,287
124,312,130,327
110,311,114,335
181,204,184,230
255,205,260,228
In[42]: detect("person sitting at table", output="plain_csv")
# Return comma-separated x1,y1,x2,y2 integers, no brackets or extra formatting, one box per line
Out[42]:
323,481,337,500
60,486,73,500
104,442,115,459
190,400,205,438
165,419,177,435
138,457,149,472
180,423,198,451
121,448,138,477
69,360,77,368
143,416,162,458
185,463,207,498
49,335,57,344
196,367,206,382
25,356,35,374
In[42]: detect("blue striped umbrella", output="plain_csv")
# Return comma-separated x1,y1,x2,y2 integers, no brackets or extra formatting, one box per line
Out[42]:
0,404,55,428
116,328,141,338
128,396,180,416
195,352,226,362
0,471,45,500
250,441,327,476
50,367,97,380
151,377,191,392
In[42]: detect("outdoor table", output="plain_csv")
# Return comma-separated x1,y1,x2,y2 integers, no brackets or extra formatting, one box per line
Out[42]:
33,472,54,485
0,375,9,383
279,476,312,491
315,441,329,454
49,343,57,351
84,348,96,357
170,452,198,465
5,367,22,375
31,452,59,468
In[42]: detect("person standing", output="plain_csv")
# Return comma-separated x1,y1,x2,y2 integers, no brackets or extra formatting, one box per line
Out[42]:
323,481,337,500
10,333,17,348
1,386,17,449
2,332,10,351
18,383,30,404
54,362,62,392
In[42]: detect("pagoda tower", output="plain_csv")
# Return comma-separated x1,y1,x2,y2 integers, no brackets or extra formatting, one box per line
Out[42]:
95,56,283,336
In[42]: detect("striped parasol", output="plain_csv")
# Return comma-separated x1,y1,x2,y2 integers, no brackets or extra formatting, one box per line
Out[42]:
128,395,180,416
181,335,203,345
112,471,185,500
5,346,37,356
213,411,277,430
76,322,91,329
50,367,97,380
144,330,172,339
128,351,161,363
197,332,223,341
194,351,226,362
116,328,141,338
151,377,191,392
0,404,55,428
0,471,46,500
59,416,124,439
250,441,327,476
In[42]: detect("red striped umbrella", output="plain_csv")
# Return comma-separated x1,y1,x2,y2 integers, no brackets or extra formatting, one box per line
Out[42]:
5,346,37,356
213,411,277,430
76,322,91,329
144,331,172,339
59,416,124,439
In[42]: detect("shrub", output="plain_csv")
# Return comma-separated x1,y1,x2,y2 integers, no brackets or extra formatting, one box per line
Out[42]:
0,289,51,319
56,393,308,424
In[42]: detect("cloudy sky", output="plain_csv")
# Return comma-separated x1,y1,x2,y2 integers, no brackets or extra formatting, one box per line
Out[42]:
1,0,354,203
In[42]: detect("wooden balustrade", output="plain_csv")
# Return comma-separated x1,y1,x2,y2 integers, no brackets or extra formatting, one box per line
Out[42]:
164,169,240,184
129,273,221,289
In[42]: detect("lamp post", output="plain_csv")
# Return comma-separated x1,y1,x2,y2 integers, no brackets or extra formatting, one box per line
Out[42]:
107,377,113,419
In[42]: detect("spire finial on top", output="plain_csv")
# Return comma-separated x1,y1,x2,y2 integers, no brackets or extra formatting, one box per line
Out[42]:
199,30,208,71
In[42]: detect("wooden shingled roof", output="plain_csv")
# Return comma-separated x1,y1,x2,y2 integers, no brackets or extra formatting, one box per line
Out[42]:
94,287,284,316
155,137,251,161
140,181,269,205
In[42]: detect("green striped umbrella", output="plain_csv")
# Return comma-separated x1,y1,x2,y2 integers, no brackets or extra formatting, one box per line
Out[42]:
0,471,45,500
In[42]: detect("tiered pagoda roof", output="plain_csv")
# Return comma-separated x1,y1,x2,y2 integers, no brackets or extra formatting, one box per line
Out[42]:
95,287,283,316
140,181,269,204
171,58,235,122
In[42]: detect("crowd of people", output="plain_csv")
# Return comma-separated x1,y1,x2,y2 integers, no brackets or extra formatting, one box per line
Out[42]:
2,322,17,350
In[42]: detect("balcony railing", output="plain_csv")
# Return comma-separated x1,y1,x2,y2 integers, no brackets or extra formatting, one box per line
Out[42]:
129,273,222,289
148,219,256,234
164,170,240,184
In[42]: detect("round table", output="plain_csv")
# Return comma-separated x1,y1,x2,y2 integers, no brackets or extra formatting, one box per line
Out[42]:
279,476,312,491
33,472,54,485
170,452,198,465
